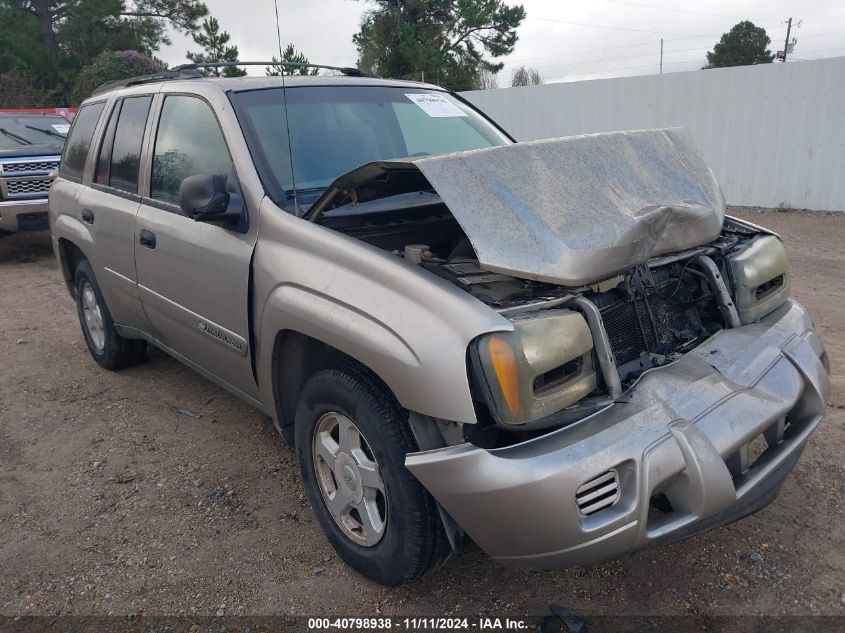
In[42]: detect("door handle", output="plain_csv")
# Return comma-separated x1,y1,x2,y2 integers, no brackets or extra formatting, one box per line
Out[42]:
82,208,94,224
139,229,156,249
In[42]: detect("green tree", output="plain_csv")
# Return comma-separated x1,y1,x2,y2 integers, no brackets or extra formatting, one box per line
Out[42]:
705,21,774,68
71,49,165,103
0,70,61,107
0,1,208,103
353,0,525,91
186,16,246,77
265,43,319,76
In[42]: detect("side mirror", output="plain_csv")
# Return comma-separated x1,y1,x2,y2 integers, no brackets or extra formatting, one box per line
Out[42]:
179,173,244,226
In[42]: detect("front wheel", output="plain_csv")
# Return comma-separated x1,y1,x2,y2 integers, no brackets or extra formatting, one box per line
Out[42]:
295,366,448,586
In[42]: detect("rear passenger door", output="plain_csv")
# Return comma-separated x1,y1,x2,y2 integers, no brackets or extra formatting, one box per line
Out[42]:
74,95,153,330
134,94,258,399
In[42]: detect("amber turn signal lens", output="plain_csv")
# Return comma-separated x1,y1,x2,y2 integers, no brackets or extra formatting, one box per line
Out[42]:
487,335,521,415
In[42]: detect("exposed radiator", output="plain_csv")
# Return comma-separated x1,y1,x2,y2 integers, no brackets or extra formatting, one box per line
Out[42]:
594,278,707,370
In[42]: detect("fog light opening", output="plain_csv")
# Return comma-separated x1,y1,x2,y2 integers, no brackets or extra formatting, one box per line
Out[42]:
533,357,583,395
754,275,785,301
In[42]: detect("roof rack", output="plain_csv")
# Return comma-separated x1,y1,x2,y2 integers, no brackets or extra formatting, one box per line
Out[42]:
92,68,203,95
91,61,380,97
171,61,380,78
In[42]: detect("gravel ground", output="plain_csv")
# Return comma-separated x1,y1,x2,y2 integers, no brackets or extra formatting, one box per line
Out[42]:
0,209,843,622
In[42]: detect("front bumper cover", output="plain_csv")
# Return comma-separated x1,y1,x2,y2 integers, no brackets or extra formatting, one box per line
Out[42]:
0,198,49,232
406,299,829,567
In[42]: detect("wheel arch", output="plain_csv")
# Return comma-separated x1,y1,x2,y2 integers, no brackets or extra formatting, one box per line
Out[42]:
271,330,399,444
56,237,90,297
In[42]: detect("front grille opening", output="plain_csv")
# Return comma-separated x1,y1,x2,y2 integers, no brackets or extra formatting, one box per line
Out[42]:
6,178,52,197
0,159,60,174
754,275,785,301
727,426,780,479
533,357,582,395
576,469,620,516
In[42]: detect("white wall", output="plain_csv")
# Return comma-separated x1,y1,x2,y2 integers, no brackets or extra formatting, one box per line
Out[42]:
461,57,845,212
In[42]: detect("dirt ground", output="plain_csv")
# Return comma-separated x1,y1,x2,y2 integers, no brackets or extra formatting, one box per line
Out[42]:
0,209,843,622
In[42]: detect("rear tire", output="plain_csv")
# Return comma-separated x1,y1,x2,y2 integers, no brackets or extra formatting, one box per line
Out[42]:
74,259,146,370
295,366,449,586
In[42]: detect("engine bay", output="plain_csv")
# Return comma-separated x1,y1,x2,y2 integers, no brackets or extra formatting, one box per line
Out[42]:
321,197,773,396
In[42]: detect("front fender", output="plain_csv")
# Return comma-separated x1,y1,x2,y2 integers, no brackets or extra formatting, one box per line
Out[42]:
254,199,512,424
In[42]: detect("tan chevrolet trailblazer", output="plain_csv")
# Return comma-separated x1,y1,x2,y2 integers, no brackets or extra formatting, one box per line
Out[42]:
49,63,830,586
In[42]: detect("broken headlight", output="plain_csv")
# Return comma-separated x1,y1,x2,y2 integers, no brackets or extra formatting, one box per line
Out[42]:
728,235,791,324
470,309,597,426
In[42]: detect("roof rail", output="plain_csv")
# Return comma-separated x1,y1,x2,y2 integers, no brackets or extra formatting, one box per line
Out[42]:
92,68,203,96
171,61,380,78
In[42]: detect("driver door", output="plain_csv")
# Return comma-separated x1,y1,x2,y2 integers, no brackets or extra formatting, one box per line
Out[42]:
134,94,259,399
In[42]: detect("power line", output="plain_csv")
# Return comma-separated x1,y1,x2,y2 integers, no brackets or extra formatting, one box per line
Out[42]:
505,37,714,66
546,56,705,81
546,50,845,83
600,0,781,22
799,29,845,39
529,16,720,38
515,46,707,72
504,31,735,65
504,22,804,68
790,45,845,55
506,40,664,64
518,45,709,66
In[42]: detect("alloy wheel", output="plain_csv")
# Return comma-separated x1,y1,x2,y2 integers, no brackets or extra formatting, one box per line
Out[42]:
312,411,388,546
80,280,105,353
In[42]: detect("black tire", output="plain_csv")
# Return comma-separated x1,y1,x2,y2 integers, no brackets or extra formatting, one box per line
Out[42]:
74,259,146,370
295,366,449,586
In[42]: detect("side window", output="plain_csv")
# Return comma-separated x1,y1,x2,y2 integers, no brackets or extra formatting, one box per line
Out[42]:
94,101,121,185
60,102,105,180
151,96,232,206
108,96,152,193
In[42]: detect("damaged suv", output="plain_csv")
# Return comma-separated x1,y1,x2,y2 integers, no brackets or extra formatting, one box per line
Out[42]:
49,68,830,586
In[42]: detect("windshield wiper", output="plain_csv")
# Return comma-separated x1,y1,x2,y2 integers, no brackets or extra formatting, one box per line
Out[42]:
285,187,326,196
0,128,33,145
25,124,66,140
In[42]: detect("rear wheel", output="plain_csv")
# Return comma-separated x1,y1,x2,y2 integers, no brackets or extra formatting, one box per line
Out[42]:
74,259,146,370
295,366,449,586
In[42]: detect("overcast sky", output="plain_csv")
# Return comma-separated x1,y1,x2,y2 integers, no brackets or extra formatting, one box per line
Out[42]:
158,0,845,85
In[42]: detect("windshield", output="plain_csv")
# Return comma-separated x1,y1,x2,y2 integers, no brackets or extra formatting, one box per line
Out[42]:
0,115,69,150
233,86,511,207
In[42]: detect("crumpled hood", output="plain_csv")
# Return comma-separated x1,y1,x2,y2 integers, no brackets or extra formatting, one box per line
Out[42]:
309,128,725,286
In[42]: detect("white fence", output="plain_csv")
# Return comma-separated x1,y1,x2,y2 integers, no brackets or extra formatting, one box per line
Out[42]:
461,56,845,212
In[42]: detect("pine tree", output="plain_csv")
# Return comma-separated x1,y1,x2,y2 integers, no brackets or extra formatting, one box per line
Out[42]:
186,16,246,77
265,44,319,76
353,0,525,91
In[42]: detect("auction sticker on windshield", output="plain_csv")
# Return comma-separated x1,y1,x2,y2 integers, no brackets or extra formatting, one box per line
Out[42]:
51,124,70,134
405,93,467,117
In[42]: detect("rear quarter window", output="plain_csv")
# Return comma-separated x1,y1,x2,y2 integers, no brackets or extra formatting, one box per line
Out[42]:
60,102,106,181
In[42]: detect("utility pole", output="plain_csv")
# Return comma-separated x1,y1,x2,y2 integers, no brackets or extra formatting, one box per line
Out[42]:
659,38,663,74
781,17,792,62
